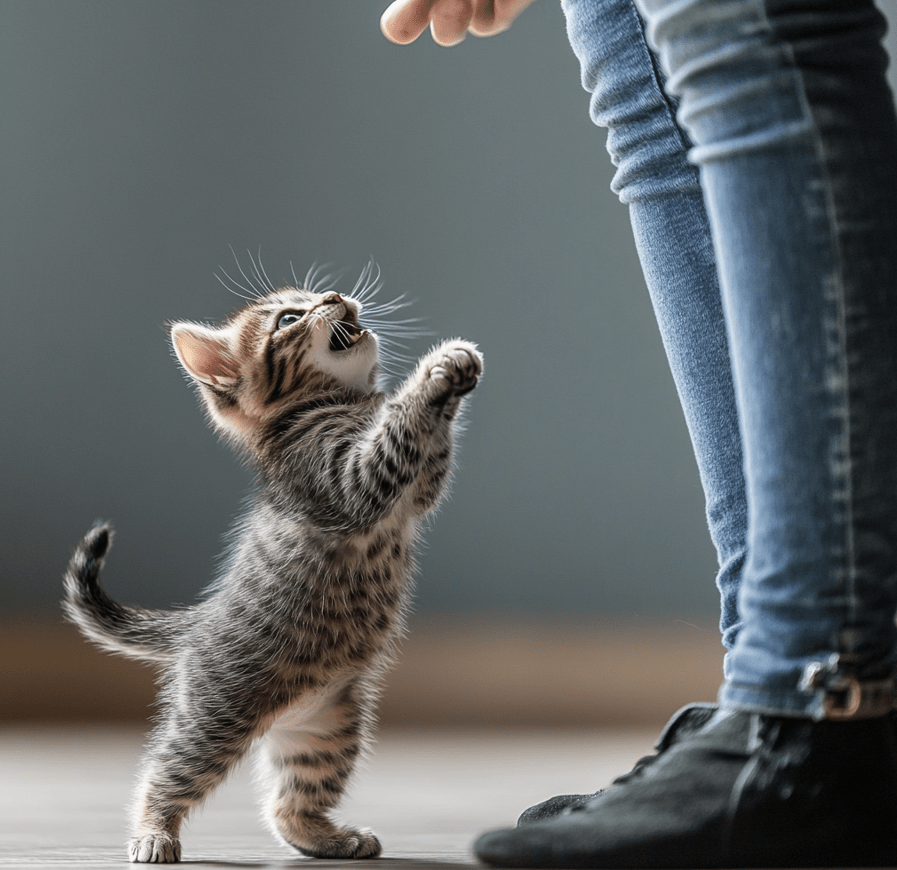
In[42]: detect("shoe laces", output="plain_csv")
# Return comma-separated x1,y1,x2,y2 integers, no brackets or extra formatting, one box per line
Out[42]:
572,702,718,813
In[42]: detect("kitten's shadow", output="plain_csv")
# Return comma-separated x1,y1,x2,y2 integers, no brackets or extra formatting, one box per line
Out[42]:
180,858,476,869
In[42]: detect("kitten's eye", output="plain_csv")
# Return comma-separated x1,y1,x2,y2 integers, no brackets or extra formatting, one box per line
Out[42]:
277,312,305,330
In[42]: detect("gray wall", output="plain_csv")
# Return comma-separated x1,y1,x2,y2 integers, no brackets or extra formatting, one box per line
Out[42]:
4,2,896,622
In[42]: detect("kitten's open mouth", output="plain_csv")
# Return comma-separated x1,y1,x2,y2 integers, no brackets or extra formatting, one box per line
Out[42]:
329,319,367,352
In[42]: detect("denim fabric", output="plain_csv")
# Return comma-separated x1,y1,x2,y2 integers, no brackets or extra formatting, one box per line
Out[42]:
564,0,897,716
562,0,748,656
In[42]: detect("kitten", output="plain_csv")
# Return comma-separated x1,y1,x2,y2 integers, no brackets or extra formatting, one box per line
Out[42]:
62,269,482,863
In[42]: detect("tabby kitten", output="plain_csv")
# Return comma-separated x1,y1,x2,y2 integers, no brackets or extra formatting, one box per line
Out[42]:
62,268,482,863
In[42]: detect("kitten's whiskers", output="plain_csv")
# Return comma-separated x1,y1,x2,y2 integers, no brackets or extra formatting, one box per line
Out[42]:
215,271,258,302
349,260,382,304
250,248,277,294
225,246,266,299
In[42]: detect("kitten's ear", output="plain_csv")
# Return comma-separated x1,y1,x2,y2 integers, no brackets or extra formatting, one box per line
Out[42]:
170,322,240,388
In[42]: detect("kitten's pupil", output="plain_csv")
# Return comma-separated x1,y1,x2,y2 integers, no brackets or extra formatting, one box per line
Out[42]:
277,312,304,330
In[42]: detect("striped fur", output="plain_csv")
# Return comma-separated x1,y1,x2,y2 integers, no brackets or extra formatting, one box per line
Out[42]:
62,282,482,863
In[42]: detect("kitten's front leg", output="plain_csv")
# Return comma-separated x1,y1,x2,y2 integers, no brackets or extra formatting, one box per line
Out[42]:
402,340,482,512
339,341,481,528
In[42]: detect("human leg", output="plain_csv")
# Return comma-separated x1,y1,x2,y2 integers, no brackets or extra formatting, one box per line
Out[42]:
476,0,897,864
572,0,897,716
642,0,897,717
519,0,744,826
564,0,747,651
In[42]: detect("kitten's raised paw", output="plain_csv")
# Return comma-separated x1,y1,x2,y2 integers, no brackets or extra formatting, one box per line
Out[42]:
427,340,483,398
295,828,382,860
128,835,182,863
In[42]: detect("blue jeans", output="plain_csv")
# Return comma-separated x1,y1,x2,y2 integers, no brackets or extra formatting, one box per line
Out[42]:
563,0,897,717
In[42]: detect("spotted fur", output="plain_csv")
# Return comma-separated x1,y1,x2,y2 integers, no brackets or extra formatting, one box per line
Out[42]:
62,280,482,863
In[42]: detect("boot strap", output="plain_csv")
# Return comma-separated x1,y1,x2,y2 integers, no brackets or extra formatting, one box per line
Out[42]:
801,660,897,720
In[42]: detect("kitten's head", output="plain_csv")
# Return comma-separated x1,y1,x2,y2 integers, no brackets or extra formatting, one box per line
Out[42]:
170,286,378,446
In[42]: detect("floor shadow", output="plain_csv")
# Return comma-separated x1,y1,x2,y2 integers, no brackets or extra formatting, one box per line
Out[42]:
180,860,476,870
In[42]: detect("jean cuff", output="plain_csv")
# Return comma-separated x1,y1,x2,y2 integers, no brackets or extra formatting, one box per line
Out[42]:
718,681,825,720
721,666,897,721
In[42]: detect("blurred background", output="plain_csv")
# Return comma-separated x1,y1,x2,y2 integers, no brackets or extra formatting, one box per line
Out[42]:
3,1,896,728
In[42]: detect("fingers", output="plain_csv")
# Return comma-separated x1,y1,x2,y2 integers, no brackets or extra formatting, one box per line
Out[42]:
380,0,536,46
429,0,473,47
469,0,537,37
380,0,433,45
381,0,473,47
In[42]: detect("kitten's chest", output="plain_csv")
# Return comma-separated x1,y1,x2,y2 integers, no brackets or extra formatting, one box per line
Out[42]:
313,528,412,634
245,509,417,660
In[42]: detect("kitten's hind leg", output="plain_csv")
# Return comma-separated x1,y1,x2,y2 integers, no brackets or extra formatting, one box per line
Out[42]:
129,708,258,863
259,679,380,859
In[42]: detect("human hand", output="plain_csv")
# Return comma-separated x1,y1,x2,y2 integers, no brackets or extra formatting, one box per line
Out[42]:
380,0,538,47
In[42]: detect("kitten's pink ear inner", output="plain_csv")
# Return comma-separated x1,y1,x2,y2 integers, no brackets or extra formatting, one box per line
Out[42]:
171,323,240,387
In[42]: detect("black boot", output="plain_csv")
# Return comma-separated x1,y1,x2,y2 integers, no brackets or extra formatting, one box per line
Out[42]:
518,703,718,825
475,708,897,868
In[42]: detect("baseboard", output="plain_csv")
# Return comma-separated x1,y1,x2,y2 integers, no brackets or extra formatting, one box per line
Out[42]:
0,617,723,727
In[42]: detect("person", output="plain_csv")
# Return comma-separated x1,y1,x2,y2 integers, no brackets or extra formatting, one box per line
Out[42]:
381,0,897,866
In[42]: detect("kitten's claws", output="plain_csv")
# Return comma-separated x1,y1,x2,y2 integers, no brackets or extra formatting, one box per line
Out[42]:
128,835,182,863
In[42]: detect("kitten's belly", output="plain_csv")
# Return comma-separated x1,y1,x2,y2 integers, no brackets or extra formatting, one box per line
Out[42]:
268,672,354,734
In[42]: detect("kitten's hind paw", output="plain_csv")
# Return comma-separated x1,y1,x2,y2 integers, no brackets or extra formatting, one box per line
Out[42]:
128,835,182,863
295,828,381,860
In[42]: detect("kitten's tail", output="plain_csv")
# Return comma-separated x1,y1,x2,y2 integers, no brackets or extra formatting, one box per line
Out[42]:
62,524,184,664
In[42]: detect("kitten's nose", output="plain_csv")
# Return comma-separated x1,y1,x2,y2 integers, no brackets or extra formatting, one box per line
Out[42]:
322,293,342,306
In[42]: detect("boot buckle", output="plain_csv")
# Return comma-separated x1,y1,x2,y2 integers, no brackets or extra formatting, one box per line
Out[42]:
800,659,897,719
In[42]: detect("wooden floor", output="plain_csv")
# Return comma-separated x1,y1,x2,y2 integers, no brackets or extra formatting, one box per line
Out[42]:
0,726,658,869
